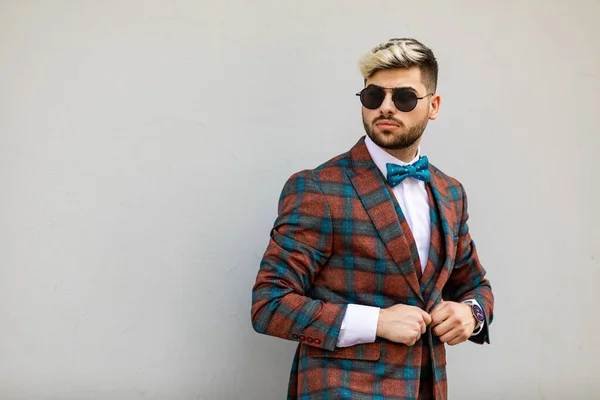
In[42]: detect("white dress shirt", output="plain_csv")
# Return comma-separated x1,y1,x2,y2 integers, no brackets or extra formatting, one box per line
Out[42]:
336,136,482,348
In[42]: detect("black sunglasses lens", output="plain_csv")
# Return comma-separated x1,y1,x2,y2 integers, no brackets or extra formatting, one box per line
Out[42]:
393,90,418,112
360,86,385,109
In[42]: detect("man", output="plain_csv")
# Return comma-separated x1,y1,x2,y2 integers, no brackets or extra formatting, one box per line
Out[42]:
251,38,494,400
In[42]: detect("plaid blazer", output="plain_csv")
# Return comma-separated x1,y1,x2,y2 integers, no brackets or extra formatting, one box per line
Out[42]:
252,137,494,399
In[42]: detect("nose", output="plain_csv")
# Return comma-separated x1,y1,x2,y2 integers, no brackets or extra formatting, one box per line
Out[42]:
379,92,395,115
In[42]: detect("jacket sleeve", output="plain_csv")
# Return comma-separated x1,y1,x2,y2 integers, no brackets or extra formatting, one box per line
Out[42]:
251,170,347,351
444,183,494,344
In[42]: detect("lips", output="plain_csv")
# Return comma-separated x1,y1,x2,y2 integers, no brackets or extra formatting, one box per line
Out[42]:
376,120,400,129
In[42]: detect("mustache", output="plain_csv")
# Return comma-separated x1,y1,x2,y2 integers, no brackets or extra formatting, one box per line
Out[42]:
373,115,404,126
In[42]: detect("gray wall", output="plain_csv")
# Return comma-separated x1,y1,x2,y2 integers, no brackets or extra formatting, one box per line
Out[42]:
1,1,598,399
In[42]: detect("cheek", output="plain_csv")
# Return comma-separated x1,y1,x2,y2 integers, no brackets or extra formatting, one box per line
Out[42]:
419,103,432,119
405,107,428,125
362,109,377,124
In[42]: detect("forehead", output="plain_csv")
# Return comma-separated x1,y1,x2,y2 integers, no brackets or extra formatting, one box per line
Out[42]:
365,67,424,91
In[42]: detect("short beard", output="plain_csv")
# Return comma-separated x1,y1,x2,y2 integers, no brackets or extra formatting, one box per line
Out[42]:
362,115,428,150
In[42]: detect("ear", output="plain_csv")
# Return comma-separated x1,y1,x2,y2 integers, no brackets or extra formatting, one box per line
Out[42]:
428,94,441,120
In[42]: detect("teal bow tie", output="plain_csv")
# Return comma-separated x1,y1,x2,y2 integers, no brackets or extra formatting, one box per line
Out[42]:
386,156,431,187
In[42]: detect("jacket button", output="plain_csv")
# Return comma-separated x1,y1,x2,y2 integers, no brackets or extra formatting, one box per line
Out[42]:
314,338,321,345
307,337,314,343
292,334,299,339
299,335,306,341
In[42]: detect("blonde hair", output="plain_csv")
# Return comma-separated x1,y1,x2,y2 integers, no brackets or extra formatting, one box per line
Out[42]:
358,38,438,91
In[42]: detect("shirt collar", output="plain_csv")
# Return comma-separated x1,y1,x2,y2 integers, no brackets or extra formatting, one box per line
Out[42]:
364,135,422,178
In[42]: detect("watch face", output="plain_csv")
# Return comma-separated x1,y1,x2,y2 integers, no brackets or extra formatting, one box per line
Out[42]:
472,304,485,322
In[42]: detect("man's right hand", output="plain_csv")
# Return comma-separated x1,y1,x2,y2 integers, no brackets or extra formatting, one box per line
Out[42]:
376,304,432,346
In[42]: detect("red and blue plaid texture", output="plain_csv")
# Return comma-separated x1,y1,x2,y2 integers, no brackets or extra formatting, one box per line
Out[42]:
252,137,494,399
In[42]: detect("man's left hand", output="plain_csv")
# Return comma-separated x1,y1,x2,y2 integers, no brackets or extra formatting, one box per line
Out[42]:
430,301,475,346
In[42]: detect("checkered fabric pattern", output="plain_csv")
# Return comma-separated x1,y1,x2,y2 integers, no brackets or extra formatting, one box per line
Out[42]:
252,137,494,399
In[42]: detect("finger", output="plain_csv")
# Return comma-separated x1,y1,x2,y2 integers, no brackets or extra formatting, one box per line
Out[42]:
430,301,448,315
414,331,422,345
421,320,427,334
405,332,420,347
430,306,451,326
439,328,461,344
448,335,467,346
421,310,432,326
430,301,449,316
432,319,453,337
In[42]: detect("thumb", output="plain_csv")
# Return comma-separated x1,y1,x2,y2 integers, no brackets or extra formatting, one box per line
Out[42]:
421,309,432,325
431,300,448,314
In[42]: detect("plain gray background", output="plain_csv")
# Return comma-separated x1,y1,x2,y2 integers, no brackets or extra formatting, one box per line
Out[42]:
1,1,599,399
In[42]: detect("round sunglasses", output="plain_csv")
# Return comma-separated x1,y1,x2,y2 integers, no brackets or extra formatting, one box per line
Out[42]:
356,85,433,112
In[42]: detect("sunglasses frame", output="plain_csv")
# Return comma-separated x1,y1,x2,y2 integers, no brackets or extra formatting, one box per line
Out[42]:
356,84,434,112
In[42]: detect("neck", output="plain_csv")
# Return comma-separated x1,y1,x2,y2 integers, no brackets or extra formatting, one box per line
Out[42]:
383,143,420,163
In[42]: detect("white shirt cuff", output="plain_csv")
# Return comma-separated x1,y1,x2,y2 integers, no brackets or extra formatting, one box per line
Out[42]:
336,304,380,348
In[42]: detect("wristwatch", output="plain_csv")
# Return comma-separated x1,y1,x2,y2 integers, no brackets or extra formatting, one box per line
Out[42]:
463,299,485,334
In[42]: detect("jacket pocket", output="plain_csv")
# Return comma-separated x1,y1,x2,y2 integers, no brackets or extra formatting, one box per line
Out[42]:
306,342,381,361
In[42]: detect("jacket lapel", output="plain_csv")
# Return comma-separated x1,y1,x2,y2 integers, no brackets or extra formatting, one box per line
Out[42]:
419,184,440,291
346,138,423,302
425,166,459,309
